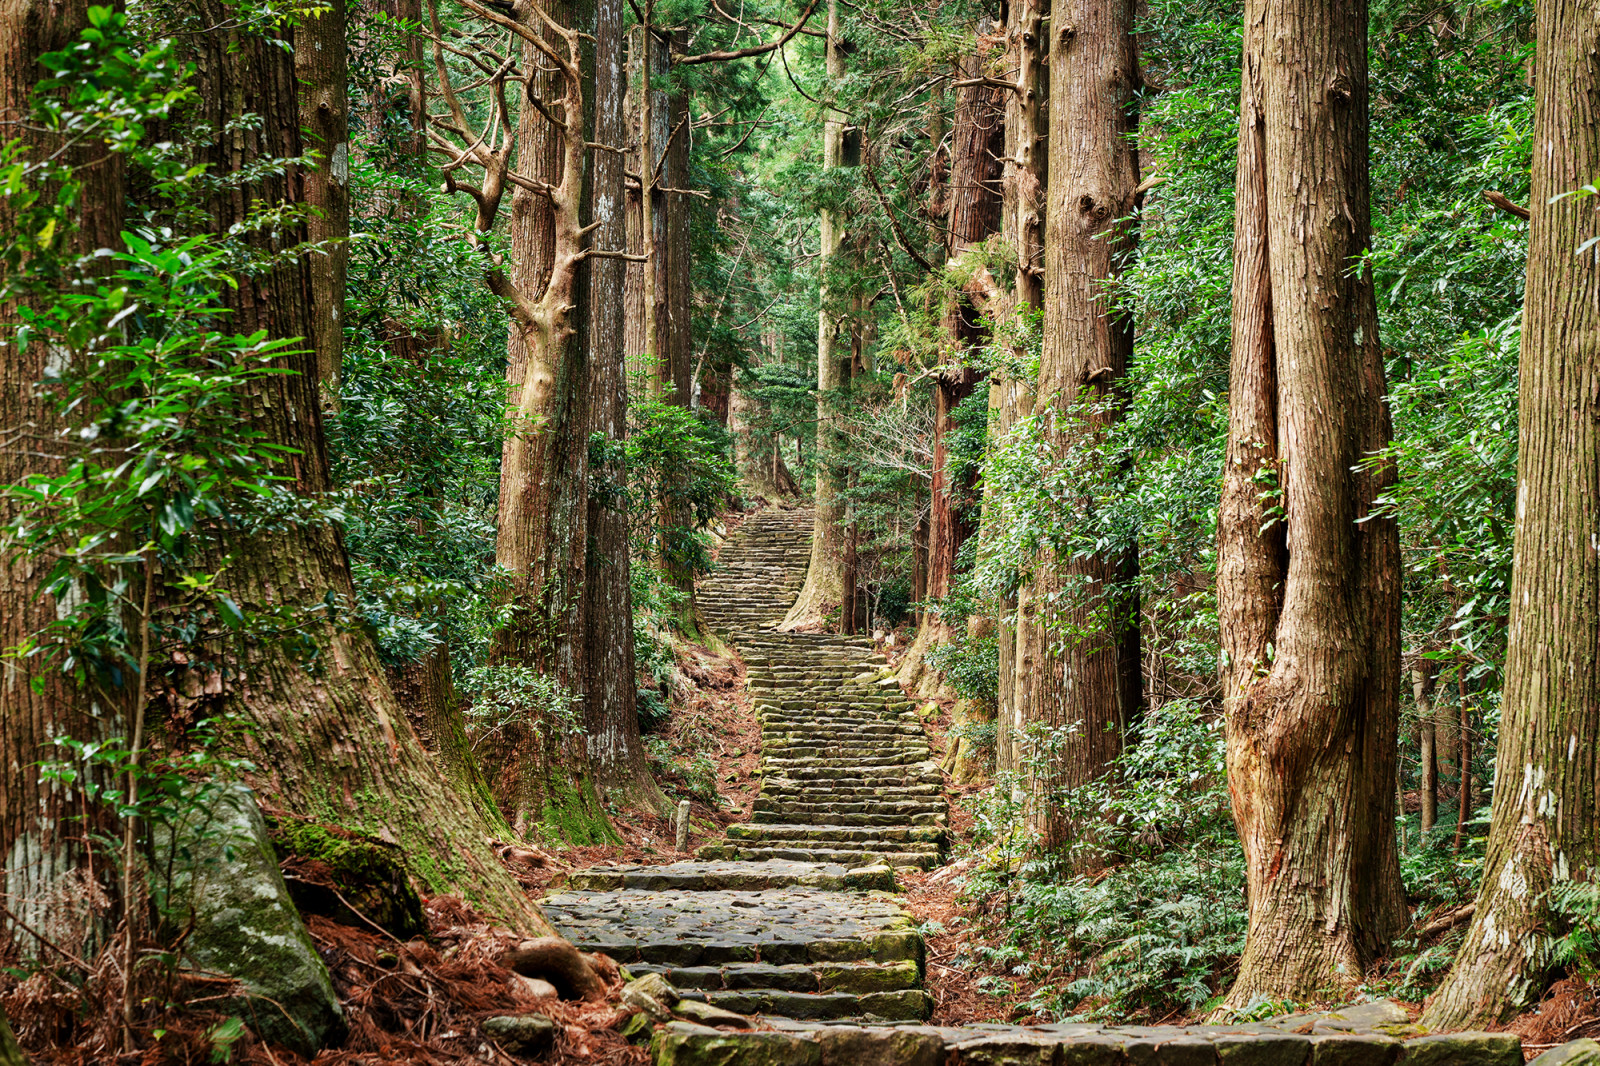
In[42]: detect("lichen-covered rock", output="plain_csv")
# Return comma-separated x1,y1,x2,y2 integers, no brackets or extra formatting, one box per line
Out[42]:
1397,1032,1521,1066
672,999,753,1028
652,1021,823,1066
482,1013,554,1055
1531,1040,1600,1066
623,972,681,1019
155,785,344,1056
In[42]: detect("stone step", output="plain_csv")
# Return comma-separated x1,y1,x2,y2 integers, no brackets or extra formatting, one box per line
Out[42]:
675,987,933,1021
654,1019,1524,1064
544,888,924,967
625,957,919,994
565,859,893,893
727,823,945,846
698,843,943,868
760,782,944,798
752,809,946,827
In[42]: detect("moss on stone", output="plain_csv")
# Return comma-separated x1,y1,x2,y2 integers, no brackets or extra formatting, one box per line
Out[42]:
270,818,427,937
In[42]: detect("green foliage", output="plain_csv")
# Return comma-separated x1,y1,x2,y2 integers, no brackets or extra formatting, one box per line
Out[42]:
956,701,1243,1021
461,664,581,740
925,636,998,707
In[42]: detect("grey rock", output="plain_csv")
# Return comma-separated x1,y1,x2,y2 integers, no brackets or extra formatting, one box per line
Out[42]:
814,1025,944,1066
672,999,754,1028
482,1013,554,1055
622,972,680,1019
1530,1039,1600,1066
155,784,343,1056
1397,1032,1521,1066
1214,1032,1312,1065
1308,1032,1400,1065
651,1021,823,1066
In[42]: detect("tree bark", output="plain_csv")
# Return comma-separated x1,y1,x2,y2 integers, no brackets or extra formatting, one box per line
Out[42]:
915,50,1002,664
1022,0,1142,855
296,0,349,411
994,0,1046,779
0,0,124,959
385,645,504,831
584,0,669,816
654,29,701,634
185,3,546,928
484,0,615,843
782,0,849,630
1421,0,1600,1021
1216,0,1405,1004
1415,665,1438,833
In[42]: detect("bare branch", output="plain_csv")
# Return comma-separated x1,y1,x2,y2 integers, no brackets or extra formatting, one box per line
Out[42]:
677,0,823,65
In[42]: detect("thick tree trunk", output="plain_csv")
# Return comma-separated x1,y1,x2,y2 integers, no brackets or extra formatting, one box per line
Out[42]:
385,645,504,830
1421,0,1600,1018
782,0,849,630
0,0,124,958
994,0,1046,779
1022,0,1142,855
184,4,546,928
297,0,349,410
583,0,669,816
912,52,1003,668
1216,0,1405,1004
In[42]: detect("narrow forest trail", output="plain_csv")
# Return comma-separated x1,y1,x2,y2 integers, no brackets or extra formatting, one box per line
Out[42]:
542,507,945,1024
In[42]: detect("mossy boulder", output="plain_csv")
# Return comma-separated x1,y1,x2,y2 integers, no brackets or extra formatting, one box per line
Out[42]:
155,785,345,1056
268,818,426,938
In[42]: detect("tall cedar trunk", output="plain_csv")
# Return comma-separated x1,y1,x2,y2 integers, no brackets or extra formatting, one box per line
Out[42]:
1421,0,1600,1015
583,0,669,815
622,24,661,386
491,0,613,843
655,31,699,632
782,0,849,630
922,56,1003,645
1421,34,1600,1006
1216,0,1404,1003
296,0,349,410
1023,0,1142,854
183,3,545,928
995,0,1046,778
1415,665,1438,832
0,0,124,957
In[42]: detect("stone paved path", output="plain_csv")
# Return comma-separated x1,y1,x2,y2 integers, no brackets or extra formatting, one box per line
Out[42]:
544,508,943,1023
544,509,1533,1065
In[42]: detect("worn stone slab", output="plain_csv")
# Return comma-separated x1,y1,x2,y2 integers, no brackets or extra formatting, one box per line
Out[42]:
645,1022,1522,1066
567,859,895,893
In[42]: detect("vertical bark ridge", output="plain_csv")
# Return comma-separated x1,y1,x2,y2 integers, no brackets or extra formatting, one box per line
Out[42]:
1022,0,1142,855
1218,0,1405,1005
1421,0,1600,1024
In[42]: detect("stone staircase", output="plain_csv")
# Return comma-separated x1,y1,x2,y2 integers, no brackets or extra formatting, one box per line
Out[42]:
539,508,1532,1065
698,509,949,870
541,507,946,1024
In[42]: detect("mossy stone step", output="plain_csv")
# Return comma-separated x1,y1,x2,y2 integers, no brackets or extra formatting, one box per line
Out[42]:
625,958,919,994
699,843,943,868
675,987,933,1022
728,823,945,846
